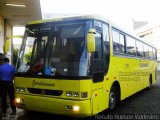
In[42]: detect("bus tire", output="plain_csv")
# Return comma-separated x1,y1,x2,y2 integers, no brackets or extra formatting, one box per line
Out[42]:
109,86,118,111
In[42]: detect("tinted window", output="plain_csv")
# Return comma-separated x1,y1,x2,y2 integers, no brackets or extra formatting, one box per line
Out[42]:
112,30,119,52
94,32,103,59
149,46,154,59
112,29,125,54
119,34,125,53
103,24,109,74
45,24,86,76
126,36,136,56
153,48,156,60
136,40,144,57
103,24,109,54
144,44,149,58
93,30,104,83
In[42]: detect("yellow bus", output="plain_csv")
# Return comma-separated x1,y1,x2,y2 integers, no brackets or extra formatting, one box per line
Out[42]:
14,16,157,117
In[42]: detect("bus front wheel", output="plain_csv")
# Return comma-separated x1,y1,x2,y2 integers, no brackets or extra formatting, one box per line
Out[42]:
109,86,118,111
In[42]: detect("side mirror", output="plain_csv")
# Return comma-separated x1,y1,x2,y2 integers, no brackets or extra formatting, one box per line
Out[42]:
87,29,96,52
3,35,23,54
3,38,11,54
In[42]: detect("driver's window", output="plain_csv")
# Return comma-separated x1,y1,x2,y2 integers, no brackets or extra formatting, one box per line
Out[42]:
18,37,36,73
40,36,48,57
93,31,104,83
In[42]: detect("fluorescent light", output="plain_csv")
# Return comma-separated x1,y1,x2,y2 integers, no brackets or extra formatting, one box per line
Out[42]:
6,3,26,7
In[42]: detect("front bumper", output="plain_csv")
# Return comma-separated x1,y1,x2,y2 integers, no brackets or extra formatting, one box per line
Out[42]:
15,94,92,117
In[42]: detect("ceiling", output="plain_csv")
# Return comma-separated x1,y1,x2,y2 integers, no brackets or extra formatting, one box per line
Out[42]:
0,0,42,26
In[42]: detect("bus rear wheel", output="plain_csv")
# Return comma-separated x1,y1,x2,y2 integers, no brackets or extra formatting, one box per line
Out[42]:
109,86,118,111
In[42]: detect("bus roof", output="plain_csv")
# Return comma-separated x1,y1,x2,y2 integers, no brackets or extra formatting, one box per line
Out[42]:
27,15,110,25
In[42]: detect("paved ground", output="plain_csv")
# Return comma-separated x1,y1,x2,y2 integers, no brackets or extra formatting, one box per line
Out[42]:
1,72,160,120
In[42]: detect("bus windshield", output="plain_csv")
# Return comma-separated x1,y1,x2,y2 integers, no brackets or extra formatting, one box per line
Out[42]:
17,23,90,77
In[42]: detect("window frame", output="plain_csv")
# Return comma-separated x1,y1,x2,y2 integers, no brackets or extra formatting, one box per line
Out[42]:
112,28,126,55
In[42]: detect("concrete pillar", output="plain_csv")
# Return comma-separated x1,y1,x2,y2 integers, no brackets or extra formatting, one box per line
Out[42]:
4,19,12,60
0,16,4,53
0,16,12,62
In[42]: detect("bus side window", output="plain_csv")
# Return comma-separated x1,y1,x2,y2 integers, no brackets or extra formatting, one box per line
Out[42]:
112,29,119,53
126,36,136,56
149,46,154,59
136,40,144,57
153,48,156,60
112,29,125,54
119,34,125,54
155,49,157,60
144,44,149,58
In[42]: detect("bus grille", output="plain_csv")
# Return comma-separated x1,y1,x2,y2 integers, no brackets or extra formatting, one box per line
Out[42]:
27,88,63,96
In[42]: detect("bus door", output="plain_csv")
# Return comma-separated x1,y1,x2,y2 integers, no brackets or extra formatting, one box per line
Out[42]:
91,30,106,114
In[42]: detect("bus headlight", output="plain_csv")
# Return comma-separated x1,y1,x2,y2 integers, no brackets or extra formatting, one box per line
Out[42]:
16,87,26,92
66,91,79,97
66,105,80,111
16,98,21,103
15,98,24,103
